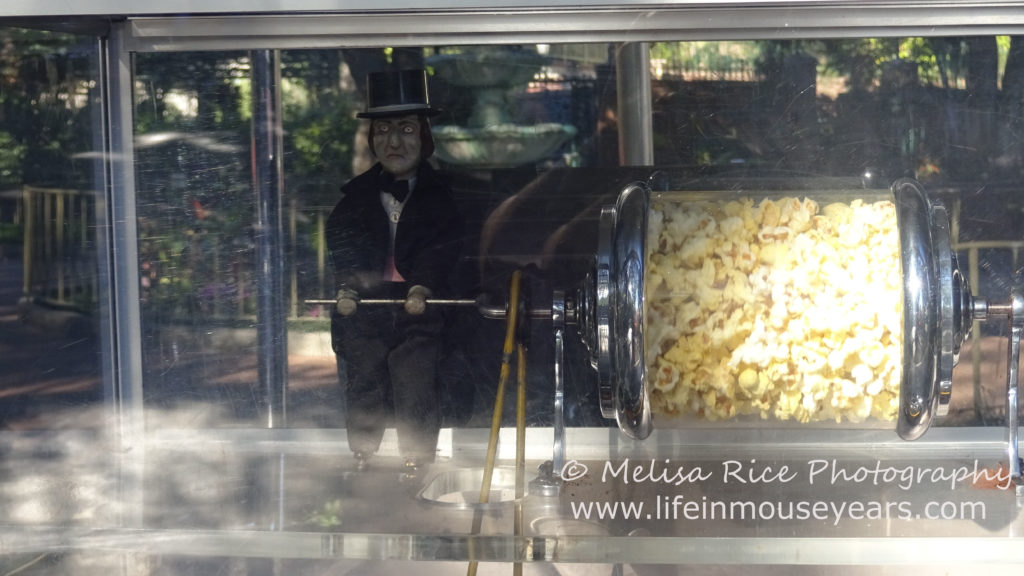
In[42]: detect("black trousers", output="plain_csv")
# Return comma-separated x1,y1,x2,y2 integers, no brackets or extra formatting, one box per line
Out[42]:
331,282,444,461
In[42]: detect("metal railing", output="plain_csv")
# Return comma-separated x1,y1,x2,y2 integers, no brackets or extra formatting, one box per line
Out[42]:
19,186,334,320
21,186,99,311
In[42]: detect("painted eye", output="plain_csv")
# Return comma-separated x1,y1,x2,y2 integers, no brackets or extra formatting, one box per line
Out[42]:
402,124,416,135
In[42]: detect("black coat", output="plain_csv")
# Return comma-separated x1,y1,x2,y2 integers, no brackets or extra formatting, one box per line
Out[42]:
325,162,464,296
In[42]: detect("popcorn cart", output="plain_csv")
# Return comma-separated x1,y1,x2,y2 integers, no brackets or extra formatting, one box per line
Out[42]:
2,1,1024,575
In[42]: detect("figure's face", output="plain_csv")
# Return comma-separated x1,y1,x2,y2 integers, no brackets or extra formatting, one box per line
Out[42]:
372,115,422,180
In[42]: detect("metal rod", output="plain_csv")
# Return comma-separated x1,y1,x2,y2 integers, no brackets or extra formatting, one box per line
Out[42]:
304,297,478,307
22,187,33,296
289,198,298,318
317,210,326,299
303,297,553,320
252,48,288,539
514,342,527,576
988,302,1014,318
252,48,287,431
616,41,653,165
56,191,65,301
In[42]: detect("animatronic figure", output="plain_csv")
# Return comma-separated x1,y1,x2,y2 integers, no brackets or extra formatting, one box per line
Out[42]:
326,69,464,470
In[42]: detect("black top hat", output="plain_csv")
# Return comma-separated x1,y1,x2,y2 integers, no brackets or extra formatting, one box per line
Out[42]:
357,69,441,119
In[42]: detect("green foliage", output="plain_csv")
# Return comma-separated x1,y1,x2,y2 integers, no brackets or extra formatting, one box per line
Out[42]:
0,27,97,189
286,99,357,180
130,49,366,318
0,130,26,188
132,52,253,318
134,52,250,133
0,222,22,244
818,36,1010,91
306,498,344,528
280,51,359,190
650,41,762,77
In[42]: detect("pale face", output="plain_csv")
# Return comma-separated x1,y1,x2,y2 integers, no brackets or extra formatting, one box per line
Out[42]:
371,115,422,180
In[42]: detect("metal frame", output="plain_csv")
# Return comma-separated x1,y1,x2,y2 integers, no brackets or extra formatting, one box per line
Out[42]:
6,3,1024,570
6,0,1024,20
109,7,1024,53
5,4,1021,52
103,22,146,530
83,0,1024,472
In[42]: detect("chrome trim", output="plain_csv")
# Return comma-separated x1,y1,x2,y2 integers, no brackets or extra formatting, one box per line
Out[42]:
596,206,616,420
616,42,653,166
252,49,289,430
931,201,955,416
10,528,1024,565
893,178,940,440
106,21,146,527
550,291,566,475
574,272,599,371
92,6,1024,53
611,183,651,439
11,0,1024,20
1006,290,1023,488
951,259,973,362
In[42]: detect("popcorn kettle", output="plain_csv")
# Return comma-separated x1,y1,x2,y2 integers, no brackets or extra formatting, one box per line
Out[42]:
307,176,1023,487
574,177,1024,485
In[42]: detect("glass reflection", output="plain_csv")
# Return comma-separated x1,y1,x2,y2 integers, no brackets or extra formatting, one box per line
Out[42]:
134,51,269,427
128,40,1024,438
130,46,605,433
1,24,1024,572
0,24,110,544
0,28,103,431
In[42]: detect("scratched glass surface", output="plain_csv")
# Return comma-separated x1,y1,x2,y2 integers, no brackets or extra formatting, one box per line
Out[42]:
129,46,611,432
0,25,116,541
2,29,1024,574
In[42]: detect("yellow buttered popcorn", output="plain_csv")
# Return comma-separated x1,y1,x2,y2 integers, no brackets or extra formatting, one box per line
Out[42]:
646,194,902,423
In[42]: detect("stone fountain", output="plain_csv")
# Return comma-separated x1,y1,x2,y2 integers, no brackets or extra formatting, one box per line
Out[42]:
428,46,577,169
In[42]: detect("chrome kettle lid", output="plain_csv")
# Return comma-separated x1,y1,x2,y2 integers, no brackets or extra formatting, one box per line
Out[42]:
893,178,968,440
592,182,651,440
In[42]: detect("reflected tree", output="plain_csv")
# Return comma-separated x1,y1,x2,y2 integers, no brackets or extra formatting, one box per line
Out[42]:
0,28,96,190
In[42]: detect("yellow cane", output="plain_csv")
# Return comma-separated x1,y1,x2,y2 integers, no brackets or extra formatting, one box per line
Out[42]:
467,269,523,576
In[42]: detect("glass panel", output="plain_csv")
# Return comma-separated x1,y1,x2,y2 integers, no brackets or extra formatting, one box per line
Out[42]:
0,23,111,544
122,36,1024,555
133,50,266,428
132,45,611,433
8,17,1024,572
646,38,1018,428
0,27,104,429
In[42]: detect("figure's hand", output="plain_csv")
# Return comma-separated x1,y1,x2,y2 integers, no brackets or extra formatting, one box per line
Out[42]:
404,285,432,315
336,288,359,316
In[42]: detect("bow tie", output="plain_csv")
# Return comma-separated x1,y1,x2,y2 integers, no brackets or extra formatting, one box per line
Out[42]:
387,179,411,203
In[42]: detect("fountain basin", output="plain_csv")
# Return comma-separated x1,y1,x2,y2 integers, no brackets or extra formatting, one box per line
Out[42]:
432,123,577,168
429,49,546,88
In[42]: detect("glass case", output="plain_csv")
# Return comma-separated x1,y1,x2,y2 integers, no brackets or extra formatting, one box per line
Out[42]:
2,2,1024,574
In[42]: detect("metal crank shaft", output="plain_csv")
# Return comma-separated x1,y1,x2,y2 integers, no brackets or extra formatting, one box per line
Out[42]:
305,297,477,307
304,298,552,320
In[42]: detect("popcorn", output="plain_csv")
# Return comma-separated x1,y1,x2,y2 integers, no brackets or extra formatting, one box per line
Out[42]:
646,195,902,423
